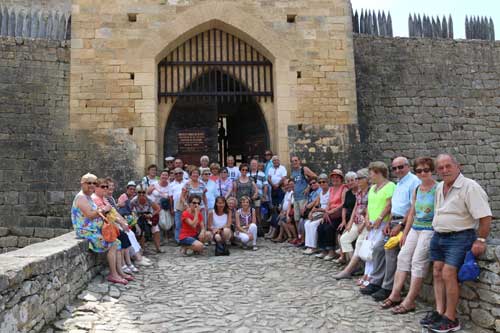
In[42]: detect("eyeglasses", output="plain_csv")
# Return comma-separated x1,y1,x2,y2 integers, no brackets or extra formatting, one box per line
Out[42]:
191,201,200,205
85,182,97,185
355,177,366,180
391,165,406,171
415,168,431,174
99,185,109,189
318,181,327,184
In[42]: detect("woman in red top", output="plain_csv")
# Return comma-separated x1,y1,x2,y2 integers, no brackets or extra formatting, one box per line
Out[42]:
179,195,209,254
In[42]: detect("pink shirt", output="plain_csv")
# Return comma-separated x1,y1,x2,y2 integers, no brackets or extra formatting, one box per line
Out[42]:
91,194,110,209
328,185,347,210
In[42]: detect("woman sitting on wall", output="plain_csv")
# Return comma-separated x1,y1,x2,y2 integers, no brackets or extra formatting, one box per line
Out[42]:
130,184,162,253
71,173,131,285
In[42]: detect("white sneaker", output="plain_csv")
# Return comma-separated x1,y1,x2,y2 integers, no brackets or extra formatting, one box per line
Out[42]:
135,260,152,267
122,266,133,274
315,253,326,259
303,248,314,255
323,255,335,261
252,246,258,251
128,265,139,273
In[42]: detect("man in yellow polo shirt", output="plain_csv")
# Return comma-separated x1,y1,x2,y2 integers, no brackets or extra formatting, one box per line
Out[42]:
421,154,492,333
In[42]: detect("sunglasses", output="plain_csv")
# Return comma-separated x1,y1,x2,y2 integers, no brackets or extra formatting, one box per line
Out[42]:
85,182,97,185
99,185,109,189
415,168,431,174
318,181,327,184
138,191,146,194
356,177,366,180
191,201,200,205
309,182,317,185
203,173,211,176
391,165,406,171
241,169,248,172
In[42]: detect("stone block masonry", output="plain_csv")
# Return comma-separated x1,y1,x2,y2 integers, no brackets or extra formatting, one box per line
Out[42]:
0,232,103,333
354,35,500,237
0,36,139,231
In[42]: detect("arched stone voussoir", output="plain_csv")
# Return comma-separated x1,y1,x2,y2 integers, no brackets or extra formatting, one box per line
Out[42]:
133,2,293,64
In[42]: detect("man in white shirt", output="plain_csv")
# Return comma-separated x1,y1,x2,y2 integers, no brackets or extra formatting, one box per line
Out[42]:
169,168,188,242
174,158,189,181
267,155,287,205
226,155,240,181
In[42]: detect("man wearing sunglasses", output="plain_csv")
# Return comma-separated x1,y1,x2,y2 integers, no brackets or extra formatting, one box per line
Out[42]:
363,156,421,302
169,167,188,242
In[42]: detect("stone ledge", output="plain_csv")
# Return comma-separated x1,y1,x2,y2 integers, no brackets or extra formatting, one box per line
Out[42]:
0,231,103,332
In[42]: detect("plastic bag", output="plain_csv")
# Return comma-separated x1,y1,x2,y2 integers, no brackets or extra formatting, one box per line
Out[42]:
359,238,374,261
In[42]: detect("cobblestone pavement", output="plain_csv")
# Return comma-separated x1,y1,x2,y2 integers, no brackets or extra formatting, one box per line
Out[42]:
46,240,484,333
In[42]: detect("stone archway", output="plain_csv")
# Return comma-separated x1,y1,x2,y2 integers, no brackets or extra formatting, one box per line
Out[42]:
158,25,277,166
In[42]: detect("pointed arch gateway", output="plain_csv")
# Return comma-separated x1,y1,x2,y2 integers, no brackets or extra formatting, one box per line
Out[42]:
160,28,273,165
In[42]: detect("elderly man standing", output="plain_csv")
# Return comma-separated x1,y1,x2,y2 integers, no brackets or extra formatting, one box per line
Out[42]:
290,156,317,227
421,154,492,333
362,156,420,301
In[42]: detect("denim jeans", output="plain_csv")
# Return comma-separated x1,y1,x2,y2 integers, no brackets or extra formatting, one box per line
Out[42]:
174,210,182,242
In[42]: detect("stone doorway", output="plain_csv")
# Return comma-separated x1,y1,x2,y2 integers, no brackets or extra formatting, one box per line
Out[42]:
164,70,269,166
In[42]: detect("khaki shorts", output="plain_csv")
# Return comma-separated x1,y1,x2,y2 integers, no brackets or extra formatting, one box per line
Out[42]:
253,199,261,207
293,199,307,221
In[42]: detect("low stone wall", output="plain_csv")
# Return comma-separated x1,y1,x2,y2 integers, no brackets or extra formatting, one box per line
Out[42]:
419,242,500,331
0,227,71,253
0,232,102,332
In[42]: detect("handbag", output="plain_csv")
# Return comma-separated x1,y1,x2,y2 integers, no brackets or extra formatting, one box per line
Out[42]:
358,237,374,261
158,209,173,231
215,241,230,256
99,212,120,243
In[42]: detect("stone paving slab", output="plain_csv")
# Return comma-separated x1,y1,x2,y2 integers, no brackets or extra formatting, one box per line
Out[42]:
45,240,487,333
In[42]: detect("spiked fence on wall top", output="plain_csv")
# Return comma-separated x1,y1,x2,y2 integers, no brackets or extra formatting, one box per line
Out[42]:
408,14,454,39
352,9,393,37
0,6,70,40
466,16,495,41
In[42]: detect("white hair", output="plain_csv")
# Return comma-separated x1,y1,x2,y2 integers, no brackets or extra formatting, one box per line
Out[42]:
200,155,209,162
345,171,357,181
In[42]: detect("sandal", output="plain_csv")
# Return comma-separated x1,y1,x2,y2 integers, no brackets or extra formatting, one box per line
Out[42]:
359,280,370,288
380,298,402,310
122,274,134,281
356,278,365,286
391,304,416,315
107,275,128,285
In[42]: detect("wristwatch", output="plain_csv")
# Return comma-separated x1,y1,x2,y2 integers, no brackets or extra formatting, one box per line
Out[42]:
476,237,486,243
397,221,405,227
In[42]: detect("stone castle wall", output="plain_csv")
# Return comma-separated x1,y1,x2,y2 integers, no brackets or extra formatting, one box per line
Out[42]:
0,36,139,231
354,35,500,236
70,0,358,172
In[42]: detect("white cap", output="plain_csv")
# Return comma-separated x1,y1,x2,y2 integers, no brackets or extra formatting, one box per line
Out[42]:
165,156,175,162
126,181,136,187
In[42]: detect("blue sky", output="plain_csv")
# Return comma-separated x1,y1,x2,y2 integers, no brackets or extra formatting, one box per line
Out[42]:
351,0,498,39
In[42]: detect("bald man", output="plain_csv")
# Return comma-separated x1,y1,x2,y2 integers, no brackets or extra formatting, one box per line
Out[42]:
362,156,421,301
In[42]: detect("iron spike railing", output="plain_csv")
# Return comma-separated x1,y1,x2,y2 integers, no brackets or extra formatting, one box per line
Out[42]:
0,5,70,40
466,16,495,41
352,9,393,37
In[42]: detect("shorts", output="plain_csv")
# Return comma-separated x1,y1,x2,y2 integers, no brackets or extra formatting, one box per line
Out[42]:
179,236,199,246
430,229,476,268
253,199,261,208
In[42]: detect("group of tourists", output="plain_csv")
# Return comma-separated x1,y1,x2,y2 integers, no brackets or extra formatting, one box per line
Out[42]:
71,150,492,333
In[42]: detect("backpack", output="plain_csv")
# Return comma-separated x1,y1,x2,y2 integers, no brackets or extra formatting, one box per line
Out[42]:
215,241,230,256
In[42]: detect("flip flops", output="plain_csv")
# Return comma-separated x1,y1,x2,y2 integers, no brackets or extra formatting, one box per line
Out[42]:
107,275,128,285
380,298,402,309
391,304,416,315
